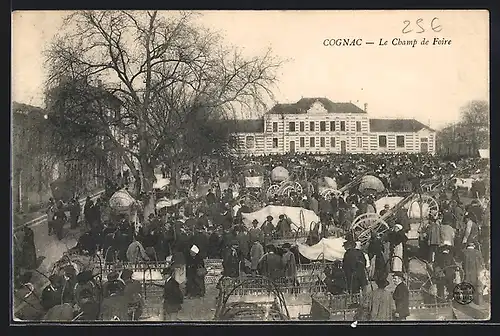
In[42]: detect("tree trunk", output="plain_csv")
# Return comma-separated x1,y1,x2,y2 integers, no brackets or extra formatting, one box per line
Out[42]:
169,161,181,194
140,157,156,219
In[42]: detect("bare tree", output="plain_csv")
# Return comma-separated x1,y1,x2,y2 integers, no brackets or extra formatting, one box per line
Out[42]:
44,10,283,206
459,100,489,154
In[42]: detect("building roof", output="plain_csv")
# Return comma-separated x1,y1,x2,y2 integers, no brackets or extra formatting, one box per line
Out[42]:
225,119,264,133
369,118,435,133
267,98,366,115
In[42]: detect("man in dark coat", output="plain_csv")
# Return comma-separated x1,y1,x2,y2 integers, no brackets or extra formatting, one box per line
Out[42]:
52,201,67,240
120,269,143,320
83,197,93,229
206,189,217,206
192,228,210,259
235,226,250,259
70,198,81,229
392,272,410,320
74,270,99,320
342,240,368,294
21,225,37,270
261,216,275,245
162,266,183,320
462,242,485,305
249,219,263,245
257,244,284,281
41,274,64,311
276,214,292,238
222,241,242,277
100,282,129,321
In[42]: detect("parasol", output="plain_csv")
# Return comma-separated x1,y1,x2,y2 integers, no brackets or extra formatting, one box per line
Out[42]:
358,175,385,193
109,189,136,213
271,166,289,182
153,174,170,190
156,198,183,210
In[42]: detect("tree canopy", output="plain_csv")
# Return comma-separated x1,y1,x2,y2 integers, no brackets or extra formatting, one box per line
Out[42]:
45,10,283,194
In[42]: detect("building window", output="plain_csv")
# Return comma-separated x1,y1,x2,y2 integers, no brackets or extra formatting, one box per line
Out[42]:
300,137,305,147
330,137,336,147
320,137,325,147
299,122,305,132
356,121,362,132
289,122,296,132
379,135,387,147
309,137,315,147
396,135,405,148
272,122,278,133
357,137,362,148
330,121,335,131
340,121,346,131
309,121,315,132
246,136,255,149
320,121,326,132
272,138,278,148
420,138,428,143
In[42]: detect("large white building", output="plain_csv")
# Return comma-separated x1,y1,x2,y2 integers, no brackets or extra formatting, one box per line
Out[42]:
230,98,436,156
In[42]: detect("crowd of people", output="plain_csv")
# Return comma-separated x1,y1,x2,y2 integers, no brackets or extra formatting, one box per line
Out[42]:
14,153,490,321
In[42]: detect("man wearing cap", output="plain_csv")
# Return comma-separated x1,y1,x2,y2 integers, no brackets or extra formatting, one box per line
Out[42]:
282,243,297,286
379,204,390,217
186,245,206,298
162,266,183,320
250,240,264,275
100,282,130,321
119,269,143,320
434,245,457,300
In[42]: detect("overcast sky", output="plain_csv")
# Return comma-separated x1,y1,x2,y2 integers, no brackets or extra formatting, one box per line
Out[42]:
12,10,489,129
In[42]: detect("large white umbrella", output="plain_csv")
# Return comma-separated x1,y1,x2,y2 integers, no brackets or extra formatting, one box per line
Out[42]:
358,175,385,193
271,166,289,182
109,189,136,213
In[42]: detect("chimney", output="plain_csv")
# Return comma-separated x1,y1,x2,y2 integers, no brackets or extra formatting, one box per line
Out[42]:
364,103,368,112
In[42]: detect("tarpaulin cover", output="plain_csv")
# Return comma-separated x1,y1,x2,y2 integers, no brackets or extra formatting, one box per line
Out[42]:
245,176,264,188
241,205,319,232
109,189,136,213
297,237,346,261
375,196,404,212
271,166,289,182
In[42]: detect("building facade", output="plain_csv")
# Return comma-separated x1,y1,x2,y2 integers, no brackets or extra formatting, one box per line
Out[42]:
231,98,436,156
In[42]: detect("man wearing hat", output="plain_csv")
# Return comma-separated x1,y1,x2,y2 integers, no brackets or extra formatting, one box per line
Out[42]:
74,270,99,320
162,266,183,320
392,272,410,320
360,278,392,321
249,219,263,246
120,269,143,320
342,239,368,295
222,240,242,278
434,245,457,300
185,245,206,298
103,271,125,298
41,274,64,311
379,204,390,217
276,214,292,239
257,244,283,281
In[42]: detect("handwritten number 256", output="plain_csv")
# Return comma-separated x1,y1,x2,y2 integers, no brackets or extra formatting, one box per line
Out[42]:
402,18,442,34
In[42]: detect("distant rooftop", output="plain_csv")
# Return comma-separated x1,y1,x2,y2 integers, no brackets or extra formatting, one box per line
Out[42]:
267,97,366,115
369,118,435,133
